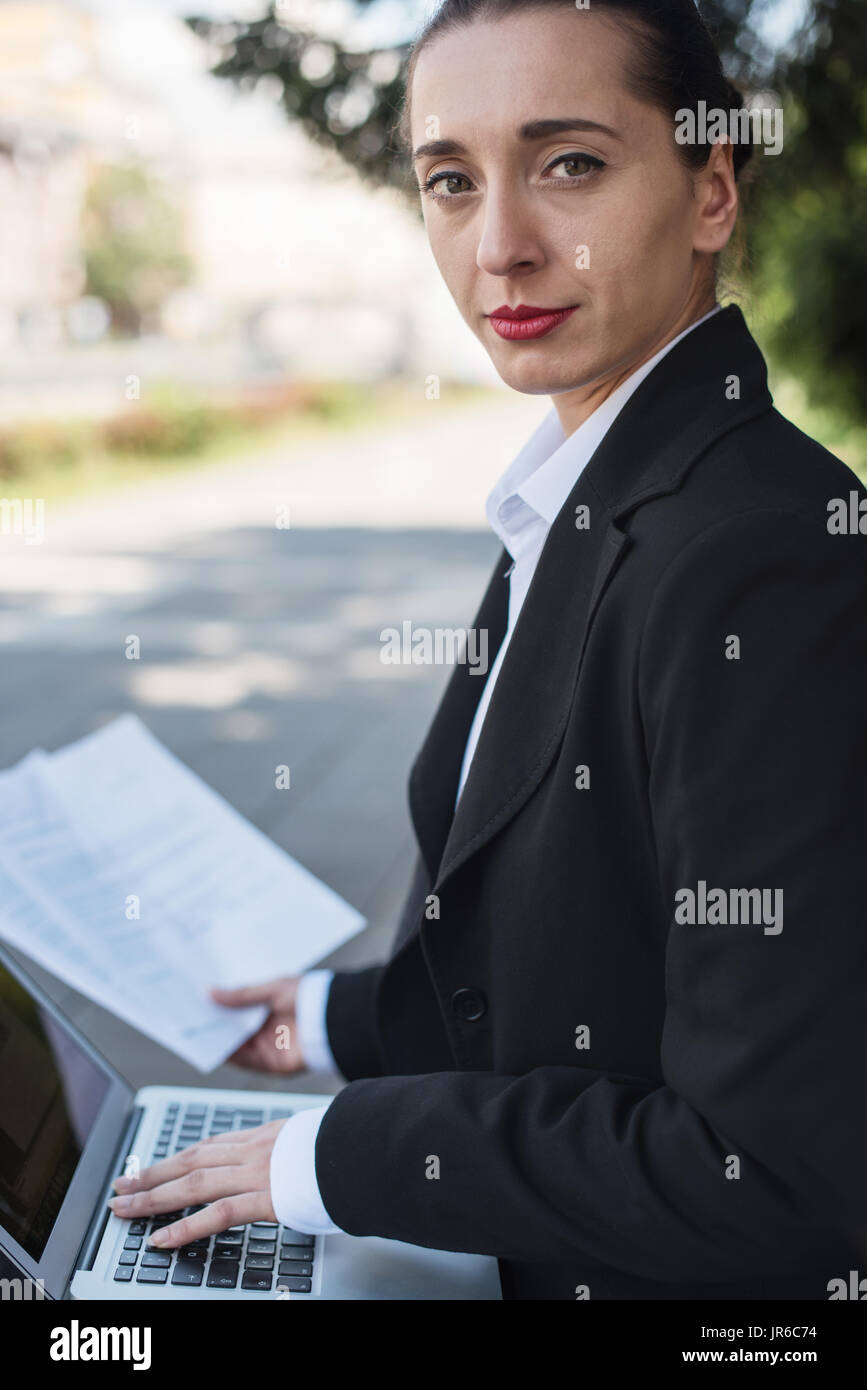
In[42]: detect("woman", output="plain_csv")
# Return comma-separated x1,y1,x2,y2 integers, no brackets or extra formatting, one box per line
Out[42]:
110,0,867,1300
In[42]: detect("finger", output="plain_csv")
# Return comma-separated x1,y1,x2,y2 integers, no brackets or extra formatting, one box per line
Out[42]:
113,1121,284,1197
210,983,279,1007
113,1138,253,1193
108,1162,251,1221
148,1191,273,1249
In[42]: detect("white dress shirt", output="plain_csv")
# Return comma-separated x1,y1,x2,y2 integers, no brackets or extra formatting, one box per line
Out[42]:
270,304,723,1232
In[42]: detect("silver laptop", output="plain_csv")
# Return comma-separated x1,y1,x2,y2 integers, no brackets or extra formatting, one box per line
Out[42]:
0,946,501,1301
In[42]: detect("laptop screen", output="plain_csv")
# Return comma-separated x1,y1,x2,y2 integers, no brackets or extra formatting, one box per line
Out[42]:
0,962,111,1262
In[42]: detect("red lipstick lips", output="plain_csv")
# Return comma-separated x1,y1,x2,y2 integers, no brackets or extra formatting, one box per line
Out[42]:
488,303,578,341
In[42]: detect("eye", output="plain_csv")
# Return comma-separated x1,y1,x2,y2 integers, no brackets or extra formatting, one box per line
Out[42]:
418,170,473,202
543,152,605,181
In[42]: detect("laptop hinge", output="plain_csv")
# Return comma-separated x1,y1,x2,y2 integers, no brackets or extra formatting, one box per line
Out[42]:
71,1104,145,1281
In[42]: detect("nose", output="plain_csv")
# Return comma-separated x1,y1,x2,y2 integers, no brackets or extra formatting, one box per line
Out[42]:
475,182,544,279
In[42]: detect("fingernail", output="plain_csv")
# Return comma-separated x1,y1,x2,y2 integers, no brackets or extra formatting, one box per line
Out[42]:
149,1232,167,1247
109,1196,132,1213
113,1177,134,1192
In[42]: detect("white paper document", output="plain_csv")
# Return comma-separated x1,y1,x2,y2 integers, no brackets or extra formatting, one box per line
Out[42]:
0,715,366,1070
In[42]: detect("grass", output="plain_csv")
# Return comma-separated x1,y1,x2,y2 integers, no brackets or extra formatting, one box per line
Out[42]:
2,367,864,511
0,379,494,507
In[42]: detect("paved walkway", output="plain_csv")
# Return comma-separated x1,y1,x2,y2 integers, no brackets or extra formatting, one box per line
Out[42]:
0,391,547,1094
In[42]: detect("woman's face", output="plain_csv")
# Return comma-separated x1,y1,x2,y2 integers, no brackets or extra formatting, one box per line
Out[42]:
410,9,737,409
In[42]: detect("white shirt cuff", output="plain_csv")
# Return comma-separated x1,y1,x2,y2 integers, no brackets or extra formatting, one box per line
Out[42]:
269,1104,342,1234
295,969,341,1075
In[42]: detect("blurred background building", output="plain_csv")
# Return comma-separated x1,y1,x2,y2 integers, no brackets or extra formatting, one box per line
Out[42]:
0,0,496,426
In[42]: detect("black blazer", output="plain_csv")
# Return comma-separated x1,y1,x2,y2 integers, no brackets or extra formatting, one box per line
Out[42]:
314,305,867,1300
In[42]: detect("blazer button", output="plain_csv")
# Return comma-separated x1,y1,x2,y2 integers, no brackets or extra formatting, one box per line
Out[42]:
451,987,487,1022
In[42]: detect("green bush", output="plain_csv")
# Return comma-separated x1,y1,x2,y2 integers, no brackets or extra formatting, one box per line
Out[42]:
100,401,222,458
0,422,90,478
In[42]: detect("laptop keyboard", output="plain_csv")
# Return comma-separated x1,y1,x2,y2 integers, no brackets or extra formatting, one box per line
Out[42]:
112,1100,316,1294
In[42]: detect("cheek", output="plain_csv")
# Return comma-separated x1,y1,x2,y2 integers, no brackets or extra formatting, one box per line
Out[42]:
573,172,695,286
427,216,476,301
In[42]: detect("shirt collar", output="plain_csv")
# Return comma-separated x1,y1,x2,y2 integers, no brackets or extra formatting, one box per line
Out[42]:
487,304,723,551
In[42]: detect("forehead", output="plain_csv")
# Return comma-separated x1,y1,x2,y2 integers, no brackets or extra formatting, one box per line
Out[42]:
410,9,640,143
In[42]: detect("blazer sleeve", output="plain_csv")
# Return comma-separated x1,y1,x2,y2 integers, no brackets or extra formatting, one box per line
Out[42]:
313,507,867,1278
324,965,386,1081
323,854,433,1080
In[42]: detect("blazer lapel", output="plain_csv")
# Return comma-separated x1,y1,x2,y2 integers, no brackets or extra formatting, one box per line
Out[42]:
408,545,512,882
412,304,774,892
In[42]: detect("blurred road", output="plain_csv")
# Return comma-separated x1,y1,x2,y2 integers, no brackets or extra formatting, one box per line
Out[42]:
0,389,548,1094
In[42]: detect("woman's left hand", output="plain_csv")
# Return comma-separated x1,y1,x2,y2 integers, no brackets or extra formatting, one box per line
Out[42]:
107,1119,286,1248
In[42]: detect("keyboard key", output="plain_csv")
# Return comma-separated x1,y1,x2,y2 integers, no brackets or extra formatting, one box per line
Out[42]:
244,1254,274,1270
141,1251,172,1268
206,1260,239,1289
117,1252,137,1266
171,1259,204,1286
178,1245,206,1260
269,1108,293,1121
213,1229,243,1245
278,1261,312,1277
252,1220,278,1230
241,1270,273,1291
213,1243,241,1260
280,1244,315,1260
114,1266,134,1282
274,1276,311,1293
185,1104,207,1115
247,1238,276,1254
129,1220,148,1235
123,1236,142,1251
280,1229,314,1245
137,1267,169,1283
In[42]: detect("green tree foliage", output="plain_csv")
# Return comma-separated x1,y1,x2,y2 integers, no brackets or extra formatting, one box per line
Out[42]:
744,0,867,425
83,164,193,335
187,1,867,424
186,4,410,192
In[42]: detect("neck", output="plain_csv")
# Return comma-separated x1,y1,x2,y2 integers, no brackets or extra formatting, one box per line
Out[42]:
551,292,718,437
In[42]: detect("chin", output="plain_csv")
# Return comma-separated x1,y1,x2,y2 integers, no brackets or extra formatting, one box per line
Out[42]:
492,354,590,397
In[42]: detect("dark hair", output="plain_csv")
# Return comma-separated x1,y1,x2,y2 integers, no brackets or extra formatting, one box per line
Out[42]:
397,0,754,183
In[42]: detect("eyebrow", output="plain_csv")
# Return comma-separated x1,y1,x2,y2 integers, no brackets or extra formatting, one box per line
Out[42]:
412,117,622,162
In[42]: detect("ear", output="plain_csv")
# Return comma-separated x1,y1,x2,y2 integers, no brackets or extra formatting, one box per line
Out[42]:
692,138,739,256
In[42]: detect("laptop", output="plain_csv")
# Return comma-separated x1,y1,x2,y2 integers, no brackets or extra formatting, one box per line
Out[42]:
0,946,502,1300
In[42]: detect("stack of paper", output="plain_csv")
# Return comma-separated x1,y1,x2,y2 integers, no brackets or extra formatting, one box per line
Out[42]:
0,715,366,1070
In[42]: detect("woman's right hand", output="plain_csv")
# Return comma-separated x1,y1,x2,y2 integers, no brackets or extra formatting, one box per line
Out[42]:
210,976,307,1074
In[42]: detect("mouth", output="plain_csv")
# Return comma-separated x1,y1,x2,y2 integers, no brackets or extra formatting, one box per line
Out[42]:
487,303,579,342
